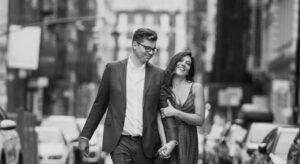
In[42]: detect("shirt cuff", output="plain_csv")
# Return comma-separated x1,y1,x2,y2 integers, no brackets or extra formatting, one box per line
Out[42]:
168,140,178,146
80,136,89,141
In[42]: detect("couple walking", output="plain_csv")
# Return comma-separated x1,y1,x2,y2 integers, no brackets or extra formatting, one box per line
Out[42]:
79,28,206,164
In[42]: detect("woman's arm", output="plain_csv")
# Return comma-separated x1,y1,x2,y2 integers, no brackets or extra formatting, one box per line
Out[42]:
157,113,167,146
176,83,205,126
157,113,177,159
162,83,205,126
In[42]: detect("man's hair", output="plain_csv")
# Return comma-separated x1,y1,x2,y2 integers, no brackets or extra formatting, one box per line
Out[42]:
132,28,158,43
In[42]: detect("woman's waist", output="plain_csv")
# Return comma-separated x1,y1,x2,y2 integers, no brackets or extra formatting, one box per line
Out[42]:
175,119,197,127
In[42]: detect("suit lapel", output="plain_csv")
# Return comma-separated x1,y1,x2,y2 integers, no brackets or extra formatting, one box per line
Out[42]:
143,63,152,108
120,59,128,106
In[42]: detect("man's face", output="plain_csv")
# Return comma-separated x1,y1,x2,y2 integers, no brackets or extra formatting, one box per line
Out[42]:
133,39,157,64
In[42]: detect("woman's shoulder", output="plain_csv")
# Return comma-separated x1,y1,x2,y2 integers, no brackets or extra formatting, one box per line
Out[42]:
190,82,203,93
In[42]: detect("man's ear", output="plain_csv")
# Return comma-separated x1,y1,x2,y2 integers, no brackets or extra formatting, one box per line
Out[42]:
132,41,138,49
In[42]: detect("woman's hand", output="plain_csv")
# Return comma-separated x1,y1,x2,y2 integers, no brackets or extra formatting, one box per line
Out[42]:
158,140,177,159
161,100,179,118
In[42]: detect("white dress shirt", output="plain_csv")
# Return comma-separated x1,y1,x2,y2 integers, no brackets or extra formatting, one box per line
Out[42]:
122,56,146,136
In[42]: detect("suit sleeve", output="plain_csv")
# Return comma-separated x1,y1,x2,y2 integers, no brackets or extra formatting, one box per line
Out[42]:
159,72,178,142
80,64,111,139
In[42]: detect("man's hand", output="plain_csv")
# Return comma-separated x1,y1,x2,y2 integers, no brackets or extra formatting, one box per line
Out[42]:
158,140,177,159
78,137,89,158
161,100,178,118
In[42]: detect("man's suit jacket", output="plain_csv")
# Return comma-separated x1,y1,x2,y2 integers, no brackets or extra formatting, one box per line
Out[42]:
80,58,173,158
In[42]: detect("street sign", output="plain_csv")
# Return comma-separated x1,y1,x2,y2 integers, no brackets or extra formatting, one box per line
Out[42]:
218,89,229,106
218,87,243,107
7,25,41,70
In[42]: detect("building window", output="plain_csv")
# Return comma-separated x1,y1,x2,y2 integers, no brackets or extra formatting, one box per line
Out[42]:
154,14,160,25
119,13,128,29
128,14,134,25
127,31,133,40
134,14,143,25
145,14,153,25
161,14,170,30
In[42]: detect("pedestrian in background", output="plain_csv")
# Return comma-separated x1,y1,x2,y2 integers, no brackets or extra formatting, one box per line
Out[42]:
78,28,177,164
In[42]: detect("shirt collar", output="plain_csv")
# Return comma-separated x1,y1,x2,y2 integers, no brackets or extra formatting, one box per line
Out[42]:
128,55,146,70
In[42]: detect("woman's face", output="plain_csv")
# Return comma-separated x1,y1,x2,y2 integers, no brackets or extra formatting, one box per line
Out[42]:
174,55,192,77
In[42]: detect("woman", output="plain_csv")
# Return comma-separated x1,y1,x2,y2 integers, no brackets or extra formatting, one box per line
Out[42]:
155,51,206,164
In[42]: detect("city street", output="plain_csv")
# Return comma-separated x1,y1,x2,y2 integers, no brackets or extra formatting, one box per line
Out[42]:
1,0,300,164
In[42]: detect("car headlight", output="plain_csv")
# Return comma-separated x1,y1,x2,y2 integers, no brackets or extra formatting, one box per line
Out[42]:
48,155,63,160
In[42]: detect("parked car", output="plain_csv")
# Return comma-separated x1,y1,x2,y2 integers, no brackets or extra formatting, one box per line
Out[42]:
0,107,22,164
243,123,277,152
76,118,106,164
41,115,82,163
41,115,81,143
36,126,75,164
252,126,299,164
287,128,300,164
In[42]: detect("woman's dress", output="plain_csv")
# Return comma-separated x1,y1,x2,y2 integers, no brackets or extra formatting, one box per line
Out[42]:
155,83,199,164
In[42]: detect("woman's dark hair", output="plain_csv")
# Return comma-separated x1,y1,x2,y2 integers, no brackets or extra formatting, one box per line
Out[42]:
159,51,195,108
163,51,195,88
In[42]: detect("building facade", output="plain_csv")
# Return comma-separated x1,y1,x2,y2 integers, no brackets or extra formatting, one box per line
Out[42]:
75,0,117,117
94,0,117,77
6,0,103,118
186,0,218,83
247,0,299,124
207,0,253,121
0,0,9,109
7,0,41,115
112,0,188,69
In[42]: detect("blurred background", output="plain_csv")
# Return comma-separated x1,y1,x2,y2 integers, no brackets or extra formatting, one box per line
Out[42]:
1,0,300,164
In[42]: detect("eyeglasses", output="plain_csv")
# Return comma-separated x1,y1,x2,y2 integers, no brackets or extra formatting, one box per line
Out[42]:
136,41,158,53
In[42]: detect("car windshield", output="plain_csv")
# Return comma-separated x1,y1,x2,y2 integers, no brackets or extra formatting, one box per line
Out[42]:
37,130,64,143
42,119,80,141
249,125,275,143
274,131,298,160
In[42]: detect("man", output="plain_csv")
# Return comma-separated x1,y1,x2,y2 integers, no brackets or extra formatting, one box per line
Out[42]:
79,28,177,164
